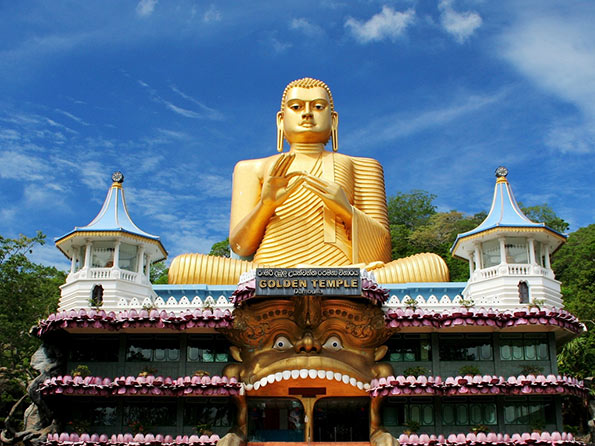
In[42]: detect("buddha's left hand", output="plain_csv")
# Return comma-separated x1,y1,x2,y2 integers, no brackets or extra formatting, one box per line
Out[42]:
302,174,353,225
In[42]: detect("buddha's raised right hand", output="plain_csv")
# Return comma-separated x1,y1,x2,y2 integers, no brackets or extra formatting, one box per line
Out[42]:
260,153,305,210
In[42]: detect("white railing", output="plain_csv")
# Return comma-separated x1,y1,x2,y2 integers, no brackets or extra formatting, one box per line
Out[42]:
90,268,112,279
472,264,554,282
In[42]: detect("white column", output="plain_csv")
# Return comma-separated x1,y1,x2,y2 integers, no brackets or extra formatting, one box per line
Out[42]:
84,242,92,268
145,254,151,277
474,245,482,270
544,245,551,269
499,237,507,264
137,246,146,275
528,238,536,264
468,258,474,276
70,251,76,274
113,240,121,269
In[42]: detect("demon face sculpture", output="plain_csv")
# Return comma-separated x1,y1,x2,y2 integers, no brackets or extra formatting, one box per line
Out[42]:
219,295,397,446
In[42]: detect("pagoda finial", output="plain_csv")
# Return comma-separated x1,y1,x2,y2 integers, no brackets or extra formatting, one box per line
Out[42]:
112,171,124,185
495,166,508,182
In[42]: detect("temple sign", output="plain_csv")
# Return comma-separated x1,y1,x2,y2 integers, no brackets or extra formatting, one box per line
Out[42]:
168,78,449,285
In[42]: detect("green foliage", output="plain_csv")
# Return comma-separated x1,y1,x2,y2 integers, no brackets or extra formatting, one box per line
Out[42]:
150,261,169,284
403,366,429,377
388,190,437,230
471,424,490,434
459,365,481,376
552,224,595,379
0,232,65,418
519,365,544,376
209,238,230,257
71,364,92,378
519,203,570,233
404,420,420,433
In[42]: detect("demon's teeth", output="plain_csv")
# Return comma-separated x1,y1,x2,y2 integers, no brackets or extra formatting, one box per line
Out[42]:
245,369,371,391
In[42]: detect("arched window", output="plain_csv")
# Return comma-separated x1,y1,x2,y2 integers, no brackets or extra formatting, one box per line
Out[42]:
91,285,104,307
518,281,529,304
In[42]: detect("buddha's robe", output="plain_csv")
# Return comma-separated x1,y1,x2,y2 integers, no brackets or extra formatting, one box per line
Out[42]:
253,152,391,267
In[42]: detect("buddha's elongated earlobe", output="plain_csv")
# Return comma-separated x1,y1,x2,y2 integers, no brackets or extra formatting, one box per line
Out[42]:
276,111,284,152
331,111,339,152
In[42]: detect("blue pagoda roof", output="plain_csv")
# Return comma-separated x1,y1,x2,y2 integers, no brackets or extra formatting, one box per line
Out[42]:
55,172,167,259
451,167,565,254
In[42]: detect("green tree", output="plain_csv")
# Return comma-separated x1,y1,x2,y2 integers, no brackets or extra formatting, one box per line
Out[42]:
0,232,66,418
387,190,437,260
519,203,570,233
209,238,230,257
150,261,169,284
387,190,437,230
552,224,595,378
407,211,486,281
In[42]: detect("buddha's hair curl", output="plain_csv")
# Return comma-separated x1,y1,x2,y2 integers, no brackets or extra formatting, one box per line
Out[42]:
280,77,334,112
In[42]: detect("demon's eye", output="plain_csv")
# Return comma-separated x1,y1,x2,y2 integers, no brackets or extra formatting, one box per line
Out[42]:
323,336,343,351
273,336,293,351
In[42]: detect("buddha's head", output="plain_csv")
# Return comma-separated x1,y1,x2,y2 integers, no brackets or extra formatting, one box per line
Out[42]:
221,295,393,393
277,77,339,151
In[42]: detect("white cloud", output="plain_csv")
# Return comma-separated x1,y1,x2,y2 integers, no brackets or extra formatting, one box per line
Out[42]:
0,151,52,181
345,6,415,43
55,108,90,126
438,0,482,43
203,4,221,23
269,36,292,54
499,7,595,153
170,85,223,120
136,0,158,17
545,124,595,154
29,243,71,271
345,90,505,147
290,18,323,35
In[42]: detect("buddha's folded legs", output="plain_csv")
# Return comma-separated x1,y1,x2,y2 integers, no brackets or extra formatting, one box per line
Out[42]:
168,252,448,285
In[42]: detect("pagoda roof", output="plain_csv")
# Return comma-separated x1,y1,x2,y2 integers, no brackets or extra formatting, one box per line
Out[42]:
451,167,566,255
55,172,167,259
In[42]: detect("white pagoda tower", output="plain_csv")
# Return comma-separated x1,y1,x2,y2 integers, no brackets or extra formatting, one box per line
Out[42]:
55,171,167,311
451,166,566,309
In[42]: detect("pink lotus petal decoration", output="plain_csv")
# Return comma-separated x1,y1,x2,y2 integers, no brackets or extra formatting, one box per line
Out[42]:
395,431,583,446
39,374,241,397
366,374,587,398
32,308,234,337
384,307,584,334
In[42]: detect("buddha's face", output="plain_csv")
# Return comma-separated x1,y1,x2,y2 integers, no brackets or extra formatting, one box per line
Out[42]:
281,86,336,145
222,296,392,390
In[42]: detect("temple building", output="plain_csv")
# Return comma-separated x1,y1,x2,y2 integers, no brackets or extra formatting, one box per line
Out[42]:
26,78,586,446
29,167,586,446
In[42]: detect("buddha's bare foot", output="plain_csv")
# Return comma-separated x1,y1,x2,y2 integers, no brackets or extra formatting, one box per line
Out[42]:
217,432,245,446
370,430,399,446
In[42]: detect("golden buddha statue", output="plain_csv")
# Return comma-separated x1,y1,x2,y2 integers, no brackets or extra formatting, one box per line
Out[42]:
169,77,448,285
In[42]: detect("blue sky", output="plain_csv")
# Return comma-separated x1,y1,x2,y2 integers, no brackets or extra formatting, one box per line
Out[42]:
1,0,594,270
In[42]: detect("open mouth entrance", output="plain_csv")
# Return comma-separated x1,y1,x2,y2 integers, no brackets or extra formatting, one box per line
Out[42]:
313,397,370,442
248,398,305,442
